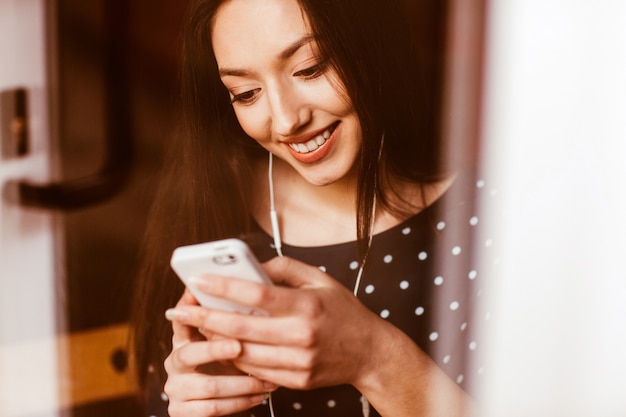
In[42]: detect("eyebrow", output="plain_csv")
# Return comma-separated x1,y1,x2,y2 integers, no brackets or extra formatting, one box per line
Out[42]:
218,35,316,78
278,35,315,60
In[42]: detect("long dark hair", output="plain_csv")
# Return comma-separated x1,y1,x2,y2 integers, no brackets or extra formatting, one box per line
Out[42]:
131,0,446,396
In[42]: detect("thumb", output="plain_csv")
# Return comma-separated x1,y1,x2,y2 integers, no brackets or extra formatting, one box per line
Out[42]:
262,256,336,289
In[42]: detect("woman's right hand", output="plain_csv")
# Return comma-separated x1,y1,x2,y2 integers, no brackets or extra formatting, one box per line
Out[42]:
163,290,277,417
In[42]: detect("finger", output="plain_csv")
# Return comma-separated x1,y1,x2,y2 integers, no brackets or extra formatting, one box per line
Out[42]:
169,290,204,348
263,256,336,288
165,373,277,401
171,307,316,346
188,269,326,316
235,342,311,371
165,339,242,374
231,363,316,392
167,393,269,417
167,300,215,328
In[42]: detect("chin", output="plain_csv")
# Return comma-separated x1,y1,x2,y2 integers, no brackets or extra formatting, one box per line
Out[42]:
298,164,356,187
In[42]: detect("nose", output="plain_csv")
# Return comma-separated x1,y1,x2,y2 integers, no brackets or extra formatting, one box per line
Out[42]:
266,79,311,137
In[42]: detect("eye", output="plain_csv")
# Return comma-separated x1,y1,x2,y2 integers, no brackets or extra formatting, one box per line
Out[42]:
230,88,260,105
294,61,328,80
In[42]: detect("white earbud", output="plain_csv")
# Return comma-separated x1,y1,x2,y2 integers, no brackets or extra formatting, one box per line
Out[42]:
268,152,283,257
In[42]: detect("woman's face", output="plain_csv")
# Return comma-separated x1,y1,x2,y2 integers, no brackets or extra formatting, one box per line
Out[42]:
212,0,362,186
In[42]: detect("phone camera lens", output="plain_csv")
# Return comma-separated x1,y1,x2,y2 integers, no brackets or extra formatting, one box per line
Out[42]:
213,254,237,265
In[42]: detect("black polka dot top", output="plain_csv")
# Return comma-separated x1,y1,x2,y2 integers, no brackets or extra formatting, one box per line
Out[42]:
146,170,493,417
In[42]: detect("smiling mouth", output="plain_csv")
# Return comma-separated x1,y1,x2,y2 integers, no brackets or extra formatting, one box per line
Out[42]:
288,123,338,154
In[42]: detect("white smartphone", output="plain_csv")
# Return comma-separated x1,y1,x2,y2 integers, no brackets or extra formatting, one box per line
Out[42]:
170,238,272,315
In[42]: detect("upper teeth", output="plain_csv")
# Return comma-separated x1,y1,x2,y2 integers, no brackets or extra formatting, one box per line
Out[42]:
289,127,332,154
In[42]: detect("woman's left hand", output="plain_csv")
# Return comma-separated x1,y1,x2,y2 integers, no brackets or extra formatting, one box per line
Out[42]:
165,256,389,391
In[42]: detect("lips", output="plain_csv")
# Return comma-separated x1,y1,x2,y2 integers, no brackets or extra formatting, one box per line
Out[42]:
285,122,339,164
288,123,336,154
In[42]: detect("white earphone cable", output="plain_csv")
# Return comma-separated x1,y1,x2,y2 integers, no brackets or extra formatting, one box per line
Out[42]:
269,153,283,257
267,151,371,416
267,153,280,417
353,195,376,297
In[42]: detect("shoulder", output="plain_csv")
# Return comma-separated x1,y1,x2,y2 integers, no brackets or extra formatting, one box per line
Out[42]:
375,172,458,233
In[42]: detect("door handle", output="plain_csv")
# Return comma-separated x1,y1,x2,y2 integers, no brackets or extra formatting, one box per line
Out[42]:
5,81,133,210
3,1,133,211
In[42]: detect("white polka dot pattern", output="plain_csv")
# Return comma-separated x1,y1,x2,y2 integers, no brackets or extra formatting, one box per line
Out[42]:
146,170,491,417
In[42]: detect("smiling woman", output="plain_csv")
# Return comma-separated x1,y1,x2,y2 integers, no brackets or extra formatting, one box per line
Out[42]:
212,0,362,188
130,0,483,416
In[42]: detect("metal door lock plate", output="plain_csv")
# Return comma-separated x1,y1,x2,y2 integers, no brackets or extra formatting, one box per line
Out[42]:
1,87,30,159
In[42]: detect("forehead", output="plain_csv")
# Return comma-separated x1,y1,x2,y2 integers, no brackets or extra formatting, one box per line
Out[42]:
211,0,311,67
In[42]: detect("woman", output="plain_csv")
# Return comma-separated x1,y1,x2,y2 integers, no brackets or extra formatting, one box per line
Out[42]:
132,0,484,416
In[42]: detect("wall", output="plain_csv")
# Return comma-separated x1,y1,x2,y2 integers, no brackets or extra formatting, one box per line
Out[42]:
0,0,61,416
479,1,626,416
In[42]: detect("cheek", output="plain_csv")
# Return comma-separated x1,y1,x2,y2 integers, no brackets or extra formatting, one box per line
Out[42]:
233,107,269,144
320,73,352,115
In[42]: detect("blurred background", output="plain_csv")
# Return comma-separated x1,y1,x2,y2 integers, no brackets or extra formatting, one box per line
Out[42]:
1,0,188,415
2,0,626,416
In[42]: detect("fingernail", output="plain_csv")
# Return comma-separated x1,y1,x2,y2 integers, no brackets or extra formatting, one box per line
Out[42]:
250,393,270,404
226,340,241,356
263,381,277,390
165,308,189,322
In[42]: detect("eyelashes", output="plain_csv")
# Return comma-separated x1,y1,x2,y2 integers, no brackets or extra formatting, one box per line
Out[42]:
293,60,328,80
230,89,261,105
229,60,329,105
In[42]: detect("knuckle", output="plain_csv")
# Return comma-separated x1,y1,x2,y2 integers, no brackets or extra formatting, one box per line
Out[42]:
227,318,250,336
163,378,175,398
167,402,183,417
170,345,194,370
163,354,173,373
291,301,322,348
202,377,221,398
294,324,316,348
164,349,183,374
171,348,188,369
196,308,212,326
269,255,291,271
292,371,315,391
252,284,274,305
295,349,316,371
281,255,295,269
201,401,222,416
299,294,323,318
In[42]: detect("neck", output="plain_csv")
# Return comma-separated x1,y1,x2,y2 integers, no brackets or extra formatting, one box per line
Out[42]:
252,156,456,247
253,156,360,247
279,159,359,213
